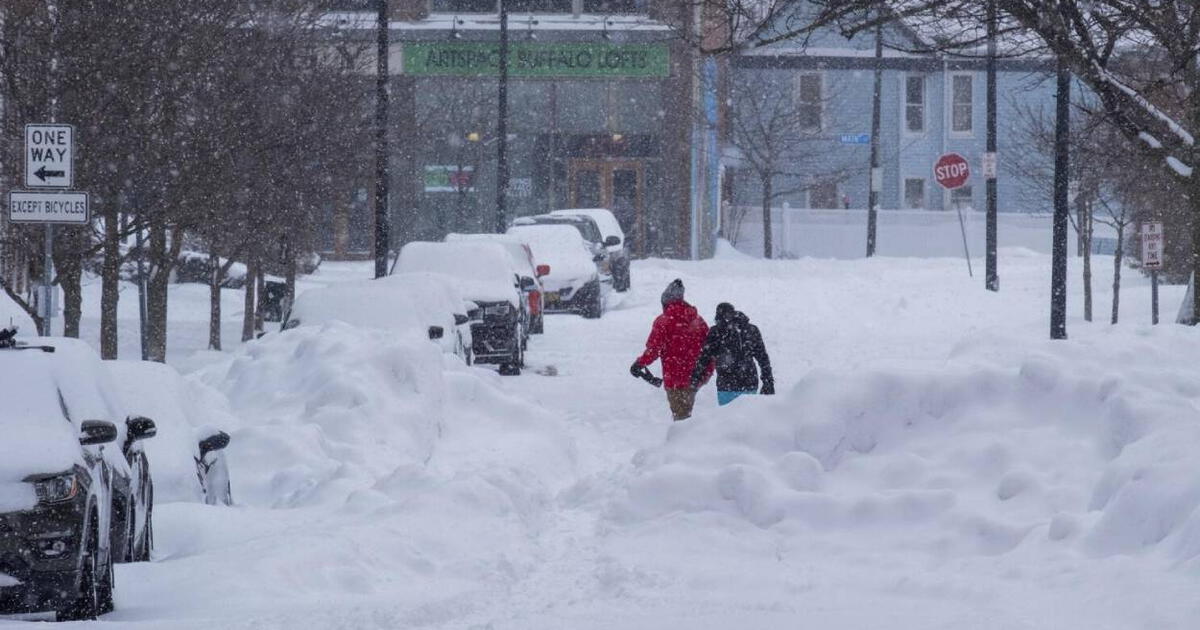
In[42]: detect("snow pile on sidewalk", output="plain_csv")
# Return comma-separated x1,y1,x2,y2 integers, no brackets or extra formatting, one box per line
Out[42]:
193,322,577,509
108,360,240,503
611,329,1200,567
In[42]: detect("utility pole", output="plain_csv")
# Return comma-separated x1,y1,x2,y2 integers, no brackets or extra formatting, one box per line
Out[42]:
984,0,998,291
43,1,59,337
1051,54,1070,340
866,17,883,257
495,0,511,234
373,0,391,278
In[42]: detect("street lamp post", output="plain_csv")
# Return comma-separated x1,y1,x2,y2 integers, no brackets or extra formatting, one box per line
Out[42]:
495,0,510,234
374,0,391,278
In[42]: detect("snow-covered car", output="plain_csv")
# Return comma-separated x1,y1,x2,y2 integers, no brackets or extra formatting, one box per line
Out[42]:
550,208,630,292
282,272,474,365
446,232,550,335
0,331,156,620
397,241,527,375
507,224,606,319
511,214,613,282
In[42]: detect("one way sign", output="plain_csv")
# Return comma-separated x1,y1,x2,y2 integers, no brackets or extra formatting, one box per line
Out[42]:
25,124,74,188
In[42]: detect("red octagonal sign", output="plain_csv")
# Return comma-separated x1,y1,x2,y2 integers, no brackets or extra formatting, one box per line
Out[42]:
934,153,971,190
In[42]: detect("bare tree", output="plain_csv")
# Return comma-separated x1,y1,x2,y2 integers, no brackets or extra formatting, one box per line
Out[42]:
730,72,855,258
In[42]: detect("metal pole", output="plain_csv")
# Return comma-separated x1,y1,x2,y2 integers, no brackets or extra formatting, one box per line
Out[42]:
954,200,973,277
373,0,391,278
1151,270,1159,325
42,1,59,337
1051,54,1070,340
985,0,998,291
495,0,510,233
866,17,883,257
136,224,148,359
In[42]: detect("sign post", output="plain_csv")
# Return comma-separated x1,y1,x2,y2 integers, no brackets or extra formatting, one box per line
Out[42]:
934,153,973,277
1141,221,1164,324
9,123,87,336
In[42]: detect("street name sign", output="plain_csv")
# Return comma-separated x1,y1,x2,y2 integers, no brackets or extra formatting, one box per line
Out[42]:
1141,221,1164,270
8,190,89,224
840,133,870,145
934,153,971,189
25,124,74,188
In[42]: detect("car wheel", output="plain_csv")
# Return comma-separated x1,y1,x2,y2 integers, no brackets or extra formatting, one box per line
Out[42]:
58,522,100,621
583,285,603,319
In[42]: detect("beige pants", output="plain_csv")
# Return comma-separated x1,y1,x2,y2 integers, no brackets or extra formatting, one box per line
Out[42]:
666,388,697,421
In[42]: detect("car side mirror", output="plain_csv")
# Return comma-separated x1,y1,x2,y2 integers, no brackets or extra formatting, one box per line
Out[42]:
80,420,118,446
604,235,621,247
198,431,231,459
126,416,157,441
428,325,445,340
519,277,536,290
453,313,469,326
536,264,550,277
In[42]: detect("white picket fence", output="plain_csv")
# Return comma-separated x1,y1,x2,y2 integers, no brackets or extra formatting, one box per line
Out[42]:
727,206,1115,259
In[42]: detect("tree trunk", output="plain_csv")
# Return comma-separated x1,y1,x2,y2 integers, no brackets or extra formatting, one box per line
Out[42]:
144,222,181,363
1112,224,1124,325
761,175,773,259
1080,198,1093,322
208,252,222,351
284,243,297,319
100,206,121,358
52,228,86,339
254,268,266,336
242,259,257,343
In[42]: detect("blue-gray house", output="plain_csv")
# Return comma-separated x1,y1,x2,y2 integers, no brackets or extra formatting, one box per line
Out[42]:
728,16,1057,215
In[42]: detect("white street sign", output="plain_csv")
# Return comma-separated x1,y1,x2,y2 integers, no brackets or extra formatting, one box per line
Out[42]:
982,152,998,179
8,191,90,224
1141,221,1164,270
25,124,74,188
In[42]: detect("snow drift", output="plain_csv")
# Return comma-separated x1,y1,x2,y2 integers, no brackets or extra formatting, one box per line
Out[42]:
610,336,1200,567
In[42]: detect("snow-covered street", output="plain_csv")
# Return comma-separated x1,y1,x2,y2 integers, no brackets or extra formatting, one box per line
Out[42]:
13,250,1200,629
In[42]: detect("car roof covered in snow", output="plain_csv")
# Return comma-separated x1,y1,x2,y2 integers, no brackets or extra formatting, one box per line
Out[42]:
290,271,471,336
505,224,597,288
0,338,129,505
444,233,536,278
550,209,625,250
397,242,520,306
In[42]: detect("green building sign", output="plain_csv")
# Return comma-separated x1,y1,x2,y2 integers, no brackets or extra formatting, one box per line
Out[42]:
404,42,670,78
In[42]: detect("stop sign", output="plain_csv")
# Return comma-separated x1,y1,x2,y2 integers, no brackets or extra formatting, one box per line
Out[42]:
934,153,971,189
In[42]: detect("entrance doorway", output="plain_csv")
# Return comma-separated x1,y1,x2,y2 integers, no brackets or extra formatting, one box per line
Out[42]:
568,160,646,255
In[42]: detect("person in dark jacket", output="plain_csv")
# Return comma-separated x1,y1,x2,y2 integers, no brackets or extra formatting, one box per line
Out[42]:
631,279,712,421
689,303,774,405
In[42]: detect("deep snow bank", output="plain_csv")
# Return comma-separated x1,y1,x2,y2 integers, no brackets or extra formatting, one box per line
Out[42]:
194,322,577,509
610,333,1200,566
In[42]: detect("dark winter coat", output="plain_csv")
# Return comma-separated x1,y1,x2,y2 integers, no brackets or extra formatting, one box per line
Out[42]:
636,300,712,389
690,310,773,392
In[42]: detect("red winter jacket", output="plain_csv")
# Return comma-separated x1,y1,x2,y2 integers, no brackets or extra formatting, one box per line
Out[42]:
636,300,713,389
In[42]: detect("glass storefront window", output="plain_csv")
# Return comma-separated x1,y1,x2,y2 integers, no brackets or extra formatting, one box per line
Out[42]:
509,0,573,11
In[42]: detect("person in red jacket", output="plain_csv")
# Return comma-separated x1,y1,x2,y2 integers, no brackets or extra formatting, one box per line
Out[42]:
631,279,713,421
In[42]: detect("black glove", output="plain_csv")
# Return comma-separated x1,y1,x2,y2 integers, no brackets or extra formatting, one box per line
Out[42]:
630,361,644,378
760,379,775,395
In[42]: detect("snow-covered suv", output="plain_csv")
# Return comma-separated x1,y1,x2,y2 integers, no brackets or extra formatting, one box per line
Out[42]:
0,331,156,620
397,242,528,375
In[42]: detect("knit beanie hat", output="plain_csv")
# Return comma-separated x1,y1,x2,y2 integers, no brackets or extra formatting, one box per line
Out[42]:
661,278,685,306
715,302,736,322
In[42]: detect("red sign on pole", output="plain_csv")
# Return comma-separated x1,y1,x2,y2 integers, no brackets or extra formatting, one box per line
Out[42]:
934,153,971,190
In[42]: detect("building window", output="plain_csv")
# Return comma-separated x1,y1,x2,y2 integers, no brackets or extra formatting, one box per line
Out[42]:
809,180,838,209
951,74,973,135
431,0,498,12
905,75,925,134
512,0,575,11
796,73,823,133
950,185,973,209
904,178,925,209
583,0,646,12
